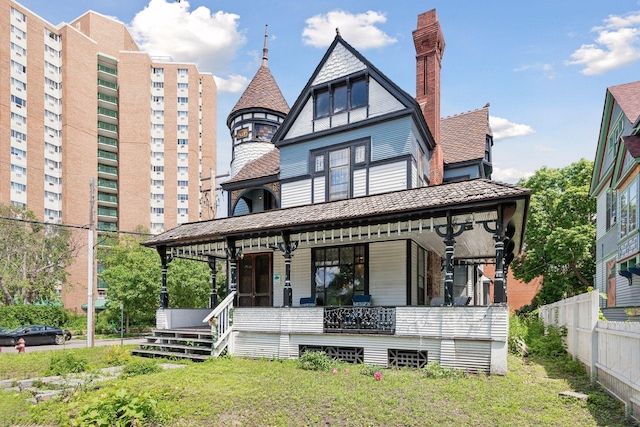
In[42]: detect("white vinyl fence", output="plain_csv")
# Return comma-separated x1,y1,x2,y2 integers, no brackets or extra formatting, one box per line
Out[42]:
539,291,640,420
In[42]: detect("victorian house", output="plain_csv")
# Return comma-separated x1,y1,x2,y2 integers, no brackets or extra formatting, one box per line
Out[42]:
590,80,640,321
138,10,530,373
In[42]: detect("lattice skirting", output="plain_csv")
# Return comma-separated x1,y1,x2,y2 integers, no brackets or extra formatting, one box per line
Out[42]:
388,349,428,368
299,345,364,364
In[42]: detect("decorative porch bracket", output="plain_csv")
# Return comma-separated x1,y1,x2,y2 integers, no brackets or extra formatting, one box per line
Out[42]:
483,203,517,304
435,212,465,305
225,238,241,294
157,245,173,309
277,232,298,307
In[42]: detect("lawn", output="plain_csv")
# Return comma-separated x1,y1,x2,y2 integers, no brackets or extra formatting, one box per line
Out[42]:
0,346,636,427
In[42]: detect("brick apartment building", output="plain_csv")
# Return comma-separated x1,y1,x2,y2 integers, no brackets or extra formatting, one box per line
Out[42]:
0,0,217,309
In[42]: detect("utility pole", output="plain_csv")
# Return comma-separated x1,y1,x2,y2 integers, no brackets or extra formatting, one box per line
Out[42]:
87,178,96,347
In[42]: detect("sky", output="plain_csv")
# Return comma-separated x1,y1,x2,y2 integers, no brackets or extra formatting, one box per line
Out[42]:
16,0,640,184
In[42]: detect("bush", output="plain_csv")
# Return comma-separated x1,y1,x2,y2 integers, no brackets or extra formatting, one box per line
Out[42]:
104,346,132,366
298,351,332,371
0,305,69,329
72,388,157,427
422,362,464,379
47,352,88,376
122,358,161,377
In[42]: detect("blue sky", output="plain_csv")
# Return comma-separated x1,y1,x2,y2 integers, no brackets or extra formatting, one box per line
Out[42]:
17,0,640,183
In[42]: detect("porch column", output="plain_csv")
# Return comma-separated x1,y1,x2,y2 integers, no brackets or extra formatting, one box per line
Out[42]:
278,233,298,307
207,256,218,308
444,238,455,305
157,245,172,309
225,239,240,294
493,236,507,303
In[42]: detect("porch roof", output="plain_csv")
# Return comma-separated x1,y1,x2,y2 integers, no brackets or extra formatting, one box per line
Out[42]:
144,179,530,260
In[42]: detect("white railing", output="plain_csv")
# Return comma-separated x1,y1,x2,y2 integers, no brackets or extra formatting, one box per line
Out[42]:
203,292,235,349
539,291,640,420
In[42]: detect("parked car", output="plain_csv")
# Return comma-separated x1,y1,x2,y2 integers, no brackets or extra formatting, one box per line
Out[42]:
0,325,72,346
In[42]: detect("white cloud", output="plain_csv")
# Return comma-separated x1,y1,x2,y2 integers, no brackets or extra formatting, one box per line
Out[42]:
513,63,557,79
127,0,246,74
489,116,535,140
214,75,249,94
302,10,397,49
492,167,534,184
567,11,640,75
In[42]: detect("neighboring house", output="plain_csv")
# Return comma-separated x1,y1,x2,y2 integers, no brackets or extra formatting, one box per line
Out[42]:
590,80,640,321
140,10,531,373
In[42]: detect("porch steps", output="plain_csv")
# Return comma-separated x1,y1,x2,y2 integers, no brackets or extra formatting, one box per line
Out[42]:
131,328,214,362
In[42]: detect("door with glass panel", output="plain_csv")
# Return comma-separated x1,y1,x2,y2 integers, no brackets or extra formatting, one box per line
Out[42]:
237,253,272,307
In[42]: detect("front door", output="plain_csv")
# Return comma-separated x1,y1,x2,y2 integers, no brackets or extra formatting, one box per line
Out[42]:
238,253,272,306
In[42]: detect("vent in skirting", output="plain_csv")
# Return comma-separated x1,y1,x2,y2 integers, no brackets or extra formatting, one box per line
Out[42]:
388,349,428,368
299,345,364,364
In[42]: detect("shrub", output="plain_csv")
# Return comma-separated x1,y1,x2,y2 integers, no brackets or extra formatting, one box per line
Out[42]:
72,388,157,427
104,346,132,366
297,351,332,371
122,358,161,377
422,362,464,379
47,352,88,376
0,305,69,329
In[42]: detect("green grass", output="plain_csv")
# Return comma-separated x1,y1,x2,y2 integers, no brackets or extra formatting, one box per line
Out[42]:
0,348,637,427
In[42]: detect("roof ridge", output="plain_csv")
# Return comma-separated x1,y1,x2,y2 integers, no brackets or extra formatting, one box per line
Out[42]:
441,104,489,120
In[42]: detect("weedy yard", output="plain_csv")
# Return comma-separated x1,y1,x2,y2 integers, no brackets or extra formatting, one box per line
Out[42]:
0,342,636,427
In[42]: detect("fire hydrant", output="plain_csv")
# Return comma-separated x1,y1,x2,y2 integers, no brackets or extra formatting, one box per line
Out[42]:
15,338,26,353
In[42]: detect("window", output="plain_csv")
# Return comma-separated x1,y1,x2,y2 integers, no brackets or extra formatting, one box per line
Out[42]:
45,93,61,106
152,165,164,173
152,96,164,103
151,151,164,158
45,77,60,89
152,67,164,74
177,110,188,118
254,124,276,141
177,125,188,132
152,124,164,131
178,166,188,173
11,164,27,175
606,188,617,231
11,112,26,125
329,148,349,200
314,77,367,118
620,181,638,238
151,207,164,214
45,126,61,138
152,109,164,117
11,25,26,39
45,45,61,58
178,139,188,145
151,179,164,186
11,201,26,208
178,194,189,201
178,83,188,89
45,61,61,74
355,145,366,164
45,110,61,121
151,193,164,201
11,77,26,91
11,181,26,192
11,7,26,21
45,191,62,200
11,130,26,141
11,147,26,157
177,97,188,104
177,181,188,187
46,29,60,42
178,208,188,215
178,68,188,75
11,95,26,107
10,42,26,56
45,158,61,169
45,142,62,153
45,174,61,185
151,137,164,145
151,222,164,229
178,152,188,160
44,209,62,219
313,245,366,306
418,248,426,305
152,81,164,89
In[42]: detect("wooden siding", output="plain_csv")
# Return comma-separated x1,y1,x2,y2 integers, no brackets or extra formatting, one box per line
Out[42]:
280,116,412,180
368,78,405,118
312,43,366,86
596,190,607,240
281,179,311,208
369,240,407,306
313,176,326,203
230,305,508,373
369,160,408,195
285,96,314,139
410,241,418,305
273,247,312,307
353,168,367,197
411,162,418,189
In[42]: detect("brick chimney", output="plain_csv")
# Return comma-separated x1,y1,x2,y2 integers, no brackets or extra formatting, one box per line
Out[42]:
413,9,445,184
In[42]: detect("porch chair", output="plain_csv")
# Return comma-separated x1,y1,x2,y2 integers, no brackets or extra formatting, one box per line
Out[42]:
352,294,371,306
454,296,472,306
299,297,316,307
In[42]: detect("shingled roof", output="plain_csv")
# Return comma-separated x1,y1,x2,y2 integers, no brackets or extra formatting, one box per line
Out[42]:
223,148,280,185
440,106,492,164
144,179,529,247
609,80,640,124
229,65,290,118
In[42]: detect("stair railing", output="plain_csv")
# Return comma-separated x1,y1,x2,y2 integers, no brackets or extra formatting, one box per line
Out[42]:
203,291,236,349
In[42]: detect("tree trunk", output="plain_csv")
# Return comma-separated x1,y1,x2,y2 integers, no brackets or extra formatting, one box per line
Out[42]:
570,262,591,289
0,277,14,305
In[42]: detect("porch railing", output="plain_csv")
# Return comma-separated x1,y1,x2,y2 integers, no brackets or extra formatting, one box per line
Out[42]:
203,291,235,348
323,306,396,334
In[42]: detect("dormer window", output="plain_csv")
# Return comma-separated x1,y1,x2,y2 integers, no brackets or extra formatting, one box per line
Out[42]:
314,76,368,119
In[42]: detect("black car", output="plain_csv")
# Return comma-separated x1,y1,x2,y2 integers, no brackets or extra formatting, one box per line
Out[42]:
0,325,72,346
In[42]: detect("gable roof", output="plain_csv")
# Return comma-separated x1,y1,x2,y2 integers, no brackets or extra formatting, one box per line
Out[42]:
272,35,434,150
228,65,290,122
222,148,280,186
441,105,492,164
608,80,640,125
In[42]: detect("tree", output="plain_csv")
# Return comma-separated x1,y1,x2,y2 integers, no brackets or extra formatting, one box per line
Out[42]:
0,203,78,305
511,159,596,306
98,232,216,329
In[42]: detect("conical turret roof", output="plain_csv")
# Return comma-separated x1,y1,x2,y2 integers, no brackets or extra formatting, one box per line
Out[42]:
228,26,289,120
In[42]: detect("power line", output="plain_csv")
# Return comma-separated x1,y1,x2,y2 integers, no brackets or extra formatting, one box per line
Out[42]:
0,215,152,236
